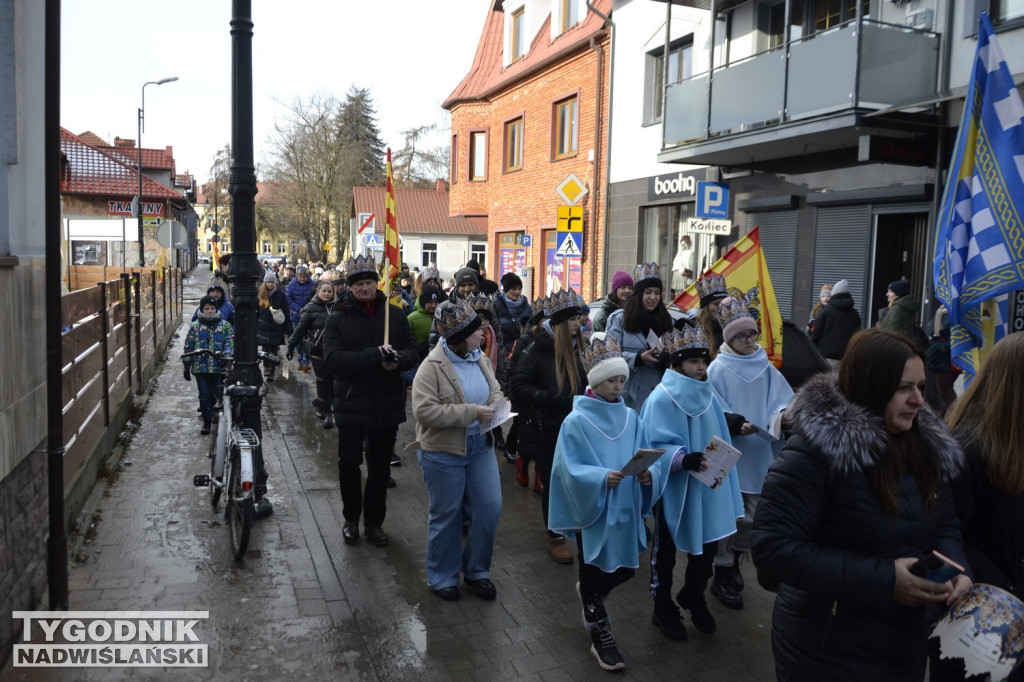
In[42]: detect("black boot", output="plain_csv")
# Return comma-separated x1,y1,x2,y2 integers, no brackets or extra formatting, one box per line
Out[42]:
651,598,688,641
322,412,334,429
200,419,211,435
710,565,744,609
677,588,717,635
732,551,746,592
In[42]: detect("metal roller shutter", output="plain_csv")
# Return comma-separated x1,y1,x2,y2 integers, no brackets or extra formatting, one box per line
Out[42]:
746,212,797,320
811,206,870,327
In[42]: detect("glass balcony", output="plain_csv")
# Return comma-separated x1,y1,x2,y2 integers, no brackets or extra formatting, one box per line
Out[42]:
663,18,939,148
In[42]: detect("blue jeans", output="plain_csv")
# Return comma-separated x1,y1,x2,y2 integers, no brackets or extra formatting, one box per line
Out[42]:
297,347,309,366
194,372,223,421
419,433,502,590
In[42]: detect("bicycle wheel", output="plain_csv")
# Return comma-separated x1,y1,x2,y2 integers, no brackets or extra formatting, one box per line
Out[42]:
208,424,222,508
226,447,254,560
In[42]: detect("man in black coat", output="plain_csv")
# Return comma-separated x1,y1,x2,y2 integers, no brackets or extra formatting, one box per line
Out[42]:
322,255,418,548
810,278,861,367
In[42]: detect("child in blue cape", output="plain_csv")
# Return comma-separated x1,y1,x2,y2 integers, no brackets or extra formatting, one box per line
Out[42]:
640,324,745,641
548,337,668,673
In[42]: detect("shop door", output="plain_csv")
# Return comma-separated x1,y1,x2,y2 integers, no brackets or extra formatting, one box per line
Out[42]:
871,212,928,326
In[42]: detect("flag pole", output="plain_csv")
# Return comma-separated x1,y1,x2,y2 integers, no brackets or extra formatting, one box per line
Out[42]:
383,256,391,344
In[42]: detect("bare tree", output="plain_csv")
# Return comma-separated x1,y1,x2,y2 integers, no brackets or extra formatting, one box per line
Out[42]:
392,124,451,188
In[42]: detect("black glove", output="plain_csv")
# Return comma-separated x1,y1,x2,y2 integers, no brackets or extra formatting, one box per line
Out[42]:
725,412,748,436
681,451,705,472
183,365,192,382
286,347,294,361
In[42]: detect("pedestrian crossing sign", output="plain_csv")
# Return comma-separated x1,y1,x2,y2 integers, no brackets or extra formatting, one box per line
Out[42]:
555,232,583,258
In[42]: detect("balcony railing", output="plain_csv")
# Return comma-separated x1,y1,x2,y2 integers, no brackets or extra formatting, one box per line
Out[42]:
663,18,939,147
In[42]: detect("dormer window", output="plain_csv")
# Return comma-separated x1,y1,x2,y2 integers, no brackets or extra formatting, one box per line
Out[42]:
511,7,526,61
559,0,579,34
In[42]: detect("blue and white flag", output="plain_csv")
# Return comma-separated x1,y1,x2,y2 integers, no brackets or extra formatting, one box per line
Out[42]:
933,12,1024,383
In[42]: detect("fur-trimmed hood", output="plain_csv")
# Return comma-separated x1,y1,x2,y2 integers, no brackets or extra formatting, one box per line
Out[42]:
788,372,963,479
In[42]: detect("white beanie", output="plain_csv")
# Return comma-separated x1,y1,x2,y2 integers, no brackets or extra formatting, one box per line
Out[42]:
587,356,630,388
832,279,850,296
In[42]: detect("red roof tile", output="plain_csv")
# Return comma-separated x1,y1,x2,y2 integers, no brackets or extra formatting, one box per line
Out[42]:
60,128,181,200
352,185,486,236
99,144,175,172
77,131,108,147
444,0,611,107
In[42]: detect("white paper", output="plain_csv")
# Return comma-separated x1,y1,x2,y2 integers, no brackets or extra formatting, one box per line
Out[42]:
621,448,666,477
689,435,742,490
480,399,516,434
646,329,663,351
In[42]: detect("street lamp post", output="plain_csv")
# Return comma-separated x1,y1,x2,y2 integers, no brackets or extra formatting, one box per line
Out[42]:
137,76,178,267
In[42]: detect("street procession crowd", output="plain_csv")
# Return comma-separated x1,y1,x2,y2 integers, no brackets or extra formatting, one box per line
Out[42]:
179,252,1024,680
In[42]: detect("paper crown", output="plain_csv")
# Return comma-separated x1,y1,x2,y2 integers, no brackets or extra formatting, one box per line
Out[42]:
718,295,754,328
464,292,493,318
662,324,710,362
583,336,623,375
421,267,441,283
345,254,378,284
544,288,583,324
435,298,481,344
696,272,728,306
633,262,662,290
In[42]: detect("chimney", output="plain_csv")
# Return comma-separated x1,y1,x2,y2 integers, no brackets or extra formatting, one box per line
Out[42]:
436,179,447,194
114,137,136,148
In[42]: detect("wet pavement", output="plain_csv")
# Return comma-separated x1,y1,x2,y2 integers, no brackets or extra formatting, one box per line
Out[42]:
4,268,777,681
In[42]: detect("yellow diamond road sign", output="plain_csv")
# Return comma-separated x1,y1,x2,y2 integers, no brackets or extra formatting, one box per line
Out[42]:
556,173,588,206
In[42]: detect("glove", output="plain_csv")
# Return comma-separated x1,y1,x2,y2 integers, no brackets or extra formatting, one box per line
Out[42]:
182,365,192,382
286,347,294,361
671,450,704,472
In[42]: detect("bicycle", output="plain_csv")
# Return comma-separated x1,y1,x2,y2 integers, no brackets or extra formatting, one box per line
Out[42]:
184,348,279,560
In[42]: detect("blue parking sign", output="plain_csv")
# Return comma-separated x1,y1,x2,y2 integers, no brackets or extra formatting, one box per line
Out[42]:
696,182,729,219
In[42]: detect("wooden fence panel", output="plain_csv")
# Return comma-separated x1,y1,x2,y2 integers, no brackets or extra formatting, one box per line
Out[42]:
62,343,104,409
62,372,105,445
61,314,104,366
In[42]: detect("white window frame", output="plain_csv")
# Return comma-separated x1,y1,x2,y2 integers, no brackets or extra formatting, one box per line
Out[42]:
422,241,438,268
277,241,286,254
470,242,487,269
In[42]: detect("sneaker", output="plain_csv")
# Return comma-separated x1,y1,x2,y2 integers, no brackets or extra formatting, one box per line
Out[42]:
547,536,574,564
533,474,544,494
504,449,517,464
254,498,273,520
589,625,625,671
515,456,529,487
711,569,744,610
390,451,402,467
677,590,717,635
651,602,688,641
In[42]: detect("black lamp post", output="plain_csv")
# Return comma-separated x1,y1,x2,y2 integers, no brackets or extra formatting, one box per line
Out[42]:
137,76,178,266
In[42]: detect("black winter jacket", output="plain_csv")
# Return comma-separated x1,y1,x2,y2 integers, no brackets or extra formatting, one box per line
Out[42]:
322,291,418,430
287,297,336,358
591,293,620,333
509,329,585,439
256,288,293,347
492,292,531,354
810,293,862,360
752,374,966,682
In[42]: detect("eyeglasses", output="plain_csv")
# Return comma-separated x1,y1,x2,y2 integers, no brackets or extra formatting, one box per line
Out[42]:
735,331,761,343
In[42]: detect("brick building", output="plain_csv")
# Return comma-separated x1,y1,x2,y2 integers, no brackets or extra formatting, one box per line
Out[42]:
444,0,611,301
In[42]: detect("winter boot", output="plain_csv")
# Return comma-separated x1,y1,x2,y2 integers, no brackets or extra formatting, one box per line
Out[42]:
547,536,574,564
515,456,529,487
533,472,545,494
651,600,688,641
322,412,334,429
677,588,717,635
710,565,744,609
200,418,212,436
731,551,746,592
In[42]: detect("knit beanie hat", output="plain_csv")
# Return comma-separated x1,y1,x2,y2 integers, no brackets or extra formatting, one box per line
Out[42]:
888,279,910,298
584,337,630,388
454,266,479,288
419,284,442,307
500,272,523,291
719,297,759,344
832,279,850,296
610,270,634,294
819,284,833,299
263,271,278,283
199,295,220,311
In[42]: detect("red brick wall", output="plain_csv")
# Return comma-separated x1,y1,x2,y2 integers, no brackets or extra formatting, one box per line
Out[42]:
448,34,610,300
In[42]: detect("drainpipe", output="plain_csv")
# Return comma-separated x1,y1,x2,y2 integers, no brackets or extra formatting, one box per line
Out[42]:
45,0,69,609
587,1,612,300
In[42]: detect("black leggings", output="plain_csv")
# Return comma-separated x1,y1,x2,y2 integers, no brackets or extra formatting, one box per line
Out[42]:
577,532,634,609
649,501,717,604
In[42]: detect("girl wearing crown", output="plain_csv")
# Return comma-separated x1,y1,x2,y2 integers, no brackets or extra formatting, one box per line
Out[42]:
411,299,504,602
694,273,729,358
510,288,588,564
707,297,794,609
605,263,673,412
506,298,548,484
640,325,746,641
548,337,668,671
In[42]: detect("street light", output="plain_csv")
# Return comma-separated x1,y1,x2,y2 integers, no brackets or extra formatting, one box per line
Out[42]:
137,76,178,267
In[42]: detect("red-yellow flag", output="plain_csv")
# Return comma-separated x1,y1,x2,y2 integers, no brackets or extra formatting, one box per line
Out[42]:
211,238,220,271
379,147,403,307
673,227,783,368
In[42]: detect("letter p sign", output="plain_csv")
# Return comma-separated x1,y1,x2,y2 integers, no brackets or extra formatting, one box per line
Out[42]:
696,182,729,219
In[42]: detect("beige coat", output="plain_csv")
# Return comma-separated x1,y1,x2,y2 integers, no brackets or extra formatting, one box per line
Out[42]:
410,342,503,456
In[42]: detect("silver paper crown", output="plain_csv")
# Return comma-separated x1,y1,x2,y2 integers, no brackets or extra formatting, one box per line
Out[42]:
696,272,727,300
531,297,547,315
662,324,709,358
345,254,377,279
717,296,755,329
465,292,493,315
544,288,581,316
633,262,661,285
583,336,624,374
421,267,441,283
435,298,479,340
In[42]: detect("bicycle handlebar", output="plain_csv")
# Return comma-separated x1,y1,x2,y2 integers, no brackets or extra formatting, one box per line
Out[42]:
181,348,281,365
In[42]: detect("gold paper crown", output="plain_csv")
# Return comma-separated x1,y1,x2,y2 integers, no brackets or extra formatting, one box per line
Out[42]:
544,288,582,318
717,296,755,330
345,254,377,279
532,297,547,315
421,267,441,283
633,262,661,287
696,272,727,301
464,292,493,316
662,324,709,359
583,336,624,375
435,298,479,340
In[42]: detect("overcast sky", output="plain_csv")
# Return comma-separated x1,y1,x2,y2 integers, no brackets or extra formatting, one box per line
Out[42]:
61,0,487,183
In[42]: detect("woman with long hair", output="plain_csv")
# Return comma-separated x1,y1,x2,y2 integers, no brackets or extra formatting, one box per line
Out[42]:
930,332,1024,681
287,279,338,428
604,263,673,411
694,273,728,358
510,289,587,564
752,329,970,681
256,272,292,381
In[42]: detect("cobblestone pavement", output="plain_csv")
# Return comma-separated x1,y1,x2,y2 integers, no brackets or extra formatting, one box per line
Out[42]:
3,269,777,681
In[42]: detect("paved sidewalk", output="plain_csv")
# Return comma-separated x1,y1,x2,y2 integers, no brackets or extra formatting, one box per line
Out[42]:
4,271,778,680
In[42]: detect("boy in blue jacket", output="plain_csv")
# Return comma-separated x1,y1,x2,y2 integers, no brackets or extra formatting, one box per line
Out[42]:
183,295,234,435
